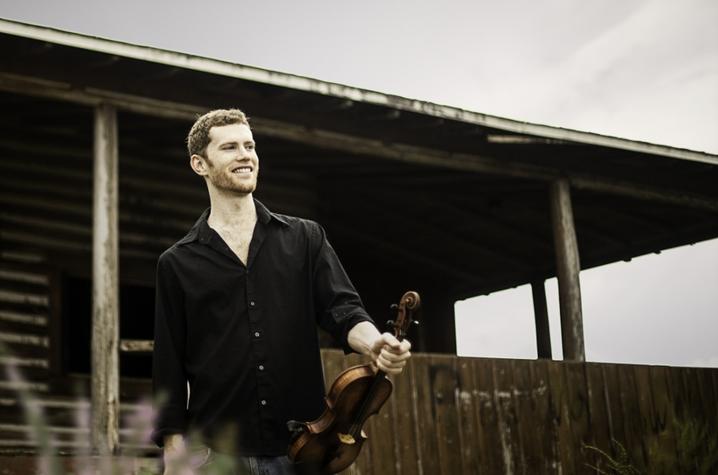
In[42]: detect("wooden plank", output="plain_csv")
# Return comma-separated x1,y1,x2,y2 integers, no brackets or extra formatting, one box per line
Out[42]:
616,364,647,471
410,353,440,475
602,364,629,459
563,361,591,474
388,362,418,475
366,369,397,475
528,359,559,474
429,354,462,475
647,366,678,467
633,365,655,470
696,367,717,428
491,358,524,473
455,357,481,474
472,358,504,474
511,359,544,473
584,363,612,472
90,103,119,455
549,179,585,362
546,359,576,473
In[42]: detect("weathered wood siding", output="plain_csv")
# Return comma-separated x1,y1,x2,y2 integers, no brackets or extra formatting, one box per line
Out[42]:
322,350,718,475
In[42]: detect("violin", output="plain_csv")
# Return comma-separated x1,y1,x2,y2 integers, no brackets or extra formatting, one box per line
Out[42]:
287,291,420,474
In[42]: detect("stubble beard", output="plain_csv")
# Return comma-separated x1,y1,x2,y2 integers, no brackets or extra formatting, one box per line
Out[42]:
206,162,258,195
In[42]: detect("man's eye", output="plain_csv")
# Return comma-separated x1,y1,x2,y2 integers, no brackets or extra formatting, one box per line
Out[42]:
246,144,255,150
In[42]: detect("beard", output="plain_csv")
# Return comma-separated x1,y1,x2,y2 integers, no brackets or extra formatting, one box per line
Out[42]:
206,161,258,195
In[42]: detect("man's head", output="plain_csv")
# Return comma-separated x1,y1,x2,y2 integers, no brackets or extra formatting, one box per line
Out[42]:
187,109,259,195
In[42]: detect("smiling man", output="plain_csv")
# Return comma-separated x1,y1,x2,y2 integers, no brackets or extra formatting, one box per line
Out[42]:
151,109,412,475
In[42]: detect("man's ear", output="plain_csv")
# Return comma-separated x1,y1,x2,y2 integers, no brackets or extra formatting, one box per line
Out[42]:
190,154,209,176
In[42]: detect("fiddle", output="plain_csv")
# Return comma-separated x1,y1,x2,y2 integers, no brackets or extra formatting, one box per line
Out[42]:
287,291,420,474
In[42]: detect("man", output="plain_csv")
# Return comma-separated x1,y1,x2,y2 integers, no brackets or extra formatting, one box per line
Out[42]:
152,109,412,474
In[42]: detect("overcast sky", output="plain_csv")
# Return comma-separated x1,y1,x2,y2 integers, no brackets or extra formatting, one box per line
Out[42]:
2,0,716,367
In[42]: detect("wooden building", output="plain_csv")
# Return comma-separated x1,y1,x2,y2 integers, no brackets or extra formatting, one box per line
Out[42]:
0,18,716,472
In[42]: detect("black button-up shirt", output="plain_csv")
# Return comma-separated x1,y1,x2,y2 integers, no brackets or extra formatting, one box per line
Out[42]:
151,200,374,456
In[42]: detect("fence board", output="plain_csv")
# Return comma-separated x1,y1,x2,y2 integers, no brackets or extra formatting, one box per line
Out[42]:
390,358,420,475
455,358,481,474
633,365,655,471
411,354,441,475
584,363,611,472
492,359,524,474
429,354,463,475
564,361,591,473
600,364,628,457
546,360,576,473
647,366,677,466
617,364,647,471
696,367,717,426
528,360,559,474
472,358,504,474
511,360,543,474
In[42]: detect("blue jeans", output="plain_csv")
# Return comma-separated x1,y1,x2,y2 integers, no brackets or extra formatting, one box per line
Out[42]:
196,448,301,475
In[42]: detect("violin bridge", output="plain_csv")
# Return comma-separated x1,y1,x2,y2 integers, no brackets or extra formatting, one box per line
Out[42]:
338,433,356,445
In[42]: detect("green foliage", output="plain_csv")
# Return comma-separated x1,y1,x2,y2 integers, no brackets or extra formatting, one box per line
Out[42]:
584,414,718,475
584,439,641,475
651,416,718,475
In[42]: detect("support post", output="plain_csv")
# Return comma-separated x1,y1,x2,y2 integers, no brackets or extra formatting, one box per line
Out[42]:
549,179,585,361
91,103,120,454
531,280,552,359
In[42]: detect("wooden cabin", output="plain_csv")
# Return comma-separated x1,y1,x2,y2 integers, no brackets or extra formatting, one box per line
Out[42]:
0,18,716,473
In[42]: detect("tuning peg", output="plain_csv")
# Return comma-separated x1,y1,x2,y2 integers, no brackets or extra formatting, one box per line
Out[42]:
386,319,395,327
389,303,398,311
413,320,420,326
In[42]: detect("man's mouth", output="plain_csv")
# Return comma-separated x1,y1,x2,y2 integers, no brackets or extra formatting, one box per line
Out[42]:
232,166,253,174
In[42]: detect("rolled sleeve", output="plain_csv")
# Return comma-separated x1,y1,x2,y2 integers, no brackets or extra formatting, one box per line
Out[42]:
151,252,188,447
310,223,375,353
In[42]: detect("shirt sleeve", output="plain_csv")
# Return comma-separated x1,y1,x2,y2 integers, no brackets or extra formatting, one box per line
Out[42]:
310,222,376,354
151,252,188,447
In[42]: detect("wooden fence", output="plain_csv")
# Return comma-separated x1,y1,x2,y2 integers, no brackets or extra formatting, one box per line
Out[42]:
322,350,718,475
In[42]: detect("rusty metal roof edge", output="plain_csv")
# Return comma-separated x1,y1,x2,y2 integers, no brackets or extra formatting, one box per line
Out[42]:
1,17,716,166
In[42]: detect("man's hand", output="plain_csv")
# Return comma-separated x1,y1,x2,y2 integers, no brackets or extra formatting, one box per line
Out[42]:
369,332,412,375
348,321,412,375
163,434,192,475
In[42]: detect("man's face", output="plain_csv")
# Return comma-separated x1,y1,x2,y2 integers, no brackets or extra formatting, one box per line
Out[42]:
198,123,259,194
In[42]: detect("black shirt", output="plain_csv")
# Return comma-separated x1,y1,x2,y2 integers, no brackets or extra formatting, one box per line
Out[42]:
151,200,374,456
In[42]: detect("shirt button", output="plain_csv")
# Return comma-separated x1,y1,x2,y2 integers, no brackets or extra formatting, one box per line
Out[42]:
258,364,265,371
260,399,267,406
254,331,261,338
250,301,256,307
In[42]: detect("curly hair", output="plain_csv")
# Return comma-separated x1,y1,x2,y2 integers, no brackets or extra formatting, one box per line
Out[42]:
186,108,250,157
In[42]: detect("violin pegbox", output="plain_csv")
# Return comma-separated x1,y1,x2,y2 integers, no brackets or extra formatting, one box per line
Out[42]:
386,291,420,342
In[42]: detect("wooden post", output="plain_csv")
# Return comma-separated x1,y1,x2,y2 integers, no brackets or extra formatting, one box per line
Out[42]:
91,103,120,454
549,179,585,361
530,280,552,359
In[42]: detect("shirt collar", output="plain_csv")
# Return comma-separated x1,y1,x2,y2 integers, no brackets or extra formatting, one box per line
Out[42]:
176,198,289,246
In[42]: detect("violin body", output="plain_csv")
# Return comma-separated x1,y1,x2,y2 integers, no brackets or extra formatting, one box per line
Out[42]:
288,291,420,474
288,364,393,474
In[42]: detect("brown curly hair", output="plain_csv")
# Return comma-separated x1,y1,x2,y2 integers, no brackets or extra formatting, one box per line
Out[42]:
186,108,250,158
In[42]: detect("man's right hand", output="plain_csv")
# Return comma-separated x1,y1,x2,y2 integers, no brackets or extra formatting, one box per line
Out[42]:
163,434,191,475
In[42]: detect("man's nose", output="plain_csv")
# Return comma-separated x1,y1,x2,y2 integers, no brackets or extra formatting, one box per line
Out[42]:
238,146,252,158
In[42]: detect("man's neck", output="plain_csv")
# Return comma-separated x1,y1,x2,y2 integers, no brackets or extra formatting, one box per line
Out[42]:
207,190,257,229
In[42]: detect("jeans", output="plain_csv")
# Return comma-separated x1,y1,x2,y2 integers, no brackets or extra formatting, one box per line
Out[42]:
196,448,302,475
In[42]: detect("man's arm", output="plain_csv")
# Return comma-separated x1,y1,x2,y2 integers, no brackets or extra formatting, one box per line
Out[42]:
347,321,412,375
151,254,189,451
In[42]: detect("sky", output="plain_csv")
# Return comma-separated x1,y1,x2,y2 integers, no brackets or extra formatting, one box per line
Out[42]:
1,0,716,367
